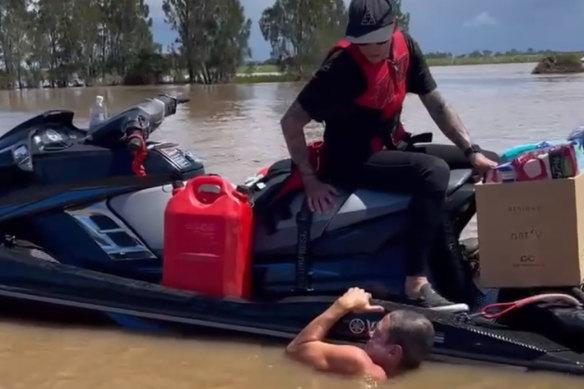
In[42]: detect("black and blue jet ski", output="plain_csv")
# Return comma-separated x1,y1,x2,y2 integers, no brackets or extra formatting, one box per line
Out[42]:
0,94,582,375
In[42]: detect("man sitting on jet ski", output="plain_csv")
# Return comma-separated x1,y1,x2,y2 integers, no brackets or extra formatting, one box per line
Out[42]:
279,0,498,311
286,287,434,382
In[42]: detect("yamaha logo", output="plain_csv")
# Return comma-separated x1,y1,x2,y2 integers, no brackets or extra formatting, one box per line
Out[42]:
348,318,366,334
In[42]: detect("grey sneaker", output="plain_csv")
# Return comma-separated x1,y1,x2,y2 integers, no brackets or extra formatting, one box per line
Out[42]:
407,284,469,313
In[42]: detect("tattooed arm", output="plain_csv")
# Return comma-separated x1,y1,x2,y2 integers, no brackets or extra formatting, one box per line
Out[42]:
404,33,473,151
419,89,472,151
280,100,315,177
419,89,498,172
279,49,363,178
278,50,362,213
280,99,339,213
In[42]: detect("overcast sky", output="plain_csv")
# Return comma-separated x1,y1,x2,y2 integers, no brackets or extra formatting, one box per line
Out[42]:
146,0,584,60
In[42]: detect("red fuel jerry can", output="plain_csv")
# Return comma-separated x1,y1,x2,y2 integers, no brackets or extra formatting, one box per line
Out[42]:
163,175,253,299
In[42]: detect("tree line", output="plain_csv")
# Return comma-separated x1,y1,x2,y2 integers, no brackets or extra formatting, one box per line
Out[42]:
0,0,401,88
0,0,569,90
0,0,161,89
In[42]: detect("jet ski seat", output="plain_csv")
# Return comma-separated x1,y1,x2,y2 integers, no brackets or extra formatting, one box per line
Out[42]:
250,159,474,214
447,169,473,195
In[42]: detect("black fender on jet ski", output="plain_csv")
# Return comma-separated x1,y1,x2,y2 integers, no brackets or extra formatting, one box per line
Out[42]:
0,247,582,376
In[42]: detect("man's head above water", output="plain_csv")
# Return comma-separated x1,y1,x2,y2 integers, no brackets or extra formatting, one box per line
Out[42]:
365,309,435,373
285,287,436,382
345,0,397,63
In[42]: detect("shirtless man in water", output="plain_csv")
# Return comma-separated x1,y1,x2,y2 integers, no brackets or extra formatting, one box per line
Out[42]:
286,287,435,382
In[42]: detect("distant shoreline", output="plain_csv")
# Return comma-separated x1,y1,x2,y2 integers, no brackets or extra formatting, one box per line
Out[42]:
230,54,583,84
1,55,582,91
424,54,552,67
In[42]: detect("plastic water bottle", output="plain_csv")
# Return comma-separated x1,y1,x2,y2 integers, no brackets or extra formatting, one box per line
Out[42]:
89,95,107,128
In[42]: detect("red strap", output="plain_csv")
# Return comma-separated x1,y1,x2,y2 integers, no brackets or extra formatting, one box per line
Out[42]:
270,141,324,202
128,132,148,177
480,293,582,320
370,137,384,152
391,122,408,146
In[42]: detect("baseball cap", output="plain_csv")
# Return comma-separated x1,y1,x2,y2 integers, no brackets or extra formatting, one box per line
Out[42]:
345,0,396,44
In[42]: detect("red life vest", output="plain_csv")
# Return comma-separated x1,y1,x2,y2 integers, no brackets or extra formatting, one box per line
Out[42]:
267,29,411,200
333,28,410,151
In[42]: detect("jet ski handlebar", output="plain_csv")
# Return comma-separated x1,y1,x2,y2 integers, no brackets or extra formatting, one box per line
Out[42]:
116,94,190,177
87,94,190,147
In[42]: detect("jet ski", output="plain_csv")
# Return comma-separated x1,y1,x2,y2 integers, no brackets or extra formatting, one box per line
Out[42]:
0,94,582,376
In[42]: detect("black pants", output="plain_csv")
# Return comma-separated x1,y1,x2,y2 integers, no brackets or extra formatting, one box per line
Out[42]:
332,144,499,278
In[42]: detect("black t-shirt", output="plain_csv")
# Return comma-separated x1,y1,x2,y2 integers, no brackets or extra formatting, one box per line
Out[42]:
296,32,437,124
294,32,437,181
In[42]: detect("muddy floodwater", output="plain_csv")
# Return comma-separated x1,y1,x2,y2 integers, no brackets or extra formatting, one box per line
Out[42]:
0,62,583,388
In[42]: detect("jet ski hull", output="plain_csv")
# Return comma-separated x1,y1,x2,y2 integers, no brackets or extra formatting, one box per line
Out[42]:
0,249,582,376
0,98,581,377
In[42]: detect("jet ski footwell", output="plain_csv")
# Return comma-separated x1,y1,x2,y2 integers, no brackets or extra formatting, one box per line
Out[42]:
0,248,583,376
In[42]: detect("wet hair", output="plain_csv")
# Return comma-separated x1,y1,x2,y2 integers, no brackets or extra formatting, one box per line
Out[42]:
385,310,435,370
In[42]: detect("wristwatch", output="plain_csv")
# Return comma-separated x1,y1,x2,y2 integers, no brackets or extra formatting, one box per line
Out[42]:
464,144,482,158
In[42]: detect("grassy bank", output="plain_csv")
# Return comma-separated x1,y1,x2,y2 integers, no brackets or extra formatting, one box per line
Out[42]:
235,54,555,75
233,52,584,84
425,54,545,67
231,74,298,84
237,64,280,74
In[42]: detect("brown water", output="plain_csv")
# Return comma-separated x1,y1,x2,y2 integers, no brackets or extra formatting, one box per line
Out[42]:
0,62,583,388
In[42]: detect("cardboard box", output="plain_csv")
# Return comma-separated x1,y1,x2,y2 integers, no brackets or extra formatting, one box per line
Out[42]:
475,173,584,288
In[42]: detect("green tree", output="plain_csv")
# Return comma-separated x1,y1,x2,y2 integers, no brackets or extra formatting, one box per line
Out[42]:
124,49,170,85
163,0,251,84
21,0,159,87
259,0,347,77
393,0,410,33
0,0,30,88
99,0,156,78
259,0,410,77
